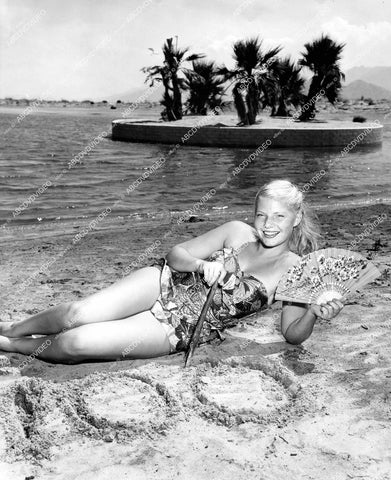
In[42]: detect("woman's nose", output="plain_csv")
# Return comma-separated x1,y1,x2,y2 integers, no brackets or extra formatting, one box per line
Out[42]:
264,217,274,228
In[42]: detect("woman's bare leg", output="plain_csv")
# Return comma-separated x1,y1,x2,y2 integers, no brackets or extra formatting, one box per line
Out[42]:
0,311,172,363
0,267,161,338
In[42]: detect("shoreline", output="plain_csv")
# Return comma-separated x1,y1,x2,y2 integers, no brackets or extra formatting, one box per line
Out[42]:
2,198,391,246
1,101,389,121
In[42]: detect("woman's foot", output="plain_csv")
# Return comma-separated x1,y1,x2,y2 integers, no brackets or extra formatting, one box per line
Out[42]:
0,335,12,352
0,322,14,337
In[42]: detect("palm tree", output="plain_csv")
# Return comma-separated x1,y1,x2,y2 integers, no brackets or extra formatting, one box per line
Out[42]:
258,70,280,116
183,60,226,115
220,37,281,125
266,57,305,116
141,38,204,121
298,34,345,121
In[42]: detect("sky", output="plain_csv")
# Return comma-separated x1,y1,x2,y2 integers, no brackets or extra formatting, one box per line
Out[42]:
1,0,390,100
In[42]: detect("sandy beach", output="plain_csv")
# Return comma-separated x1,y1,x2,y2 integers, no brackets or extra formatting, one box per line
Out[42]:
0,203,390,479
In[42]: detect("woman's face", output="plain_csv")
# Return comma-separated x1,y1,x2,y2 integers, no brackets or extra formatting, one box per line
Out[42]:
254,196,301,248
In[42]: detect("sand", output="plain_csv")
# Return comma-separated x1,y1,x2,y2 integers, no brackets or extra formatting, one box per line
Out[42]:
0,204,391,480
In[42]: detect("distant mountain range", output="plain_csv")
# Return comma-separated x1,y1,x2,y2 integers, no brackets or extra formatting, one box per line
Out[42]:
341,79,391,101
105,66,391,103
340,66,391,100
344,66,391,91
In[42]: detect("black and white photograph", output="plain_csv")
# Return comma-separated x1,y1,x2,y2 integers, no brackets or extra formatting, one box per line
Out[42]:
0,0,390,478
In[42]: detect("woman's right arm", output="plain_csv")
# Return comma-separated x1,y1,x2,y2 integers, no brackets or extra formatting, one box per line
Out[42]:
166,221,246,284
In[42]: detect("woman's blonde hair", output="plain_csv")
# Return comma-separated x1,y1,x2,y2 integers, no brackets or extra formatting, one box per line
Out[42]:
255,179,320,256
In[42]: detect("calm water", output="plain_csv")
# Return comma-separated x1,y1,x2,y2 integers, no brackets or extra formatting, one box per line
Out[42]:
0,105,390,240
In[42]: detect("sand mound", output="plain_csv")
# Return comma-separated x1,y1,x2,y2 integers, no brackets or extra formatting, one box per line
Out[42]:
196,367,289,414
190,356,305,427
0,355,305,464
0,370,183,464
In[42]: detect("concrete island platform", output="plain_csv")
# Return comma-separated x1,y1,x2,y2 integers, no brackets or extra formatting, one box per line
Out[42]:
111,114,383,148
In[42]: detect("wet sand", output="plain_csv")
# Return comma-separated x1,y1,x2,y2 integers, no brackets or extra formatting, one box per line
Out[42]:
0,204,391,479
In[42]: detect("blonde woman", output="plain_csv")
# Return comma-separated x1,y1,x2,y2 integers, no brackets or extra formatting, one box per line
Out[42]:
0,180,344,363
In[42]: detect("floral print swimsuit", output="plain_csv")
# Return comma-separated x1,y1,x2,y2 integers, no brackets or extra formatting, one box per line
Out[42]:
150,247,270,353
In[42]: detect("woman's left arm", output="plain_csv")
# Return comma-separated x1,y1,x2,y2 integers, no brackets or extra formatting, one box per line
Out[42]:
281,299,344,345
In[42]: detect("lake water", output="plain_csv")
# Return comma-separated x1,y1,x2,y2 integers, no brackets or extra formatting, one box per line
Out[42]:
0,104,390,241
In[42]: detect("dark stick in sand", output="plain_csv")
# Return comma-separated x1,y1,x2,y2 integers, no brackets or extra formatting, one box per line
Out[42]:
184,279,219,368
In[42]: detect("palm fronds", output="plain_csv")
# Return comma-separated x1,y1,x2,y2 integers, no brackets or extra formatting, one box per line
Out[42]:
142,37,205,121
298,34,345,121
183,60,226,115
221,36,281,124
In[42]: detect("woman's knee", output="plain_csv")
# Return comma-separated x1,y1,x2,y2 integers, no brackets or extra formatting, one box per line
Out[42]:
62,300,88,330
56,331,86,362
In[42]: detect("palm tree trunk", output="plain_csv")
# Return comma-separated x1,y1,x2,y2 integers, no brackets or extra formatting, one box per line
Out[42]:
233,84,249,125
299,75,321,121
172,73,183,120
276,97,288,116
165,97,176,121
161,74,176,121
246,80,258,125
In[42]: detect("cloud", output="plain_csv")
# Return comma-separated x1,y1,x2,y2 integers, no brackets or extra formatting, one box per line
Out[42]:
0,0,389,99
320,17,391,67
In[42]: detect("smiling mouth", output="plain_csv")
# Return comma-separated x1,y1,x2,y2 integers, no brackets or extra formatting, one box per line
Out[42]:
262,230,279,238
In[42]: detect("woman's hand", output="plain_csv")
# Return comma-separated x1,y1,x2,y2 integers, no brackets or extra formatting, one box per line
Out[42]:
196,260,227,286
310,298,344,320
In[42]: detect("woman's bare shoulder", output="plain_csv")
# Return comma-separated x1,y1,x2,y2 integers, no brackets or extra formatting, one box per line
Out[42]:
223,220,257,246
223,220,253,231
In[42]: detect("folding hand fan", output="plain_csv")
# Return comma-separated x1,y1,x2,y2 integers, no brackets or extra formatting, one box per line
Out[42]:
275,248,381,305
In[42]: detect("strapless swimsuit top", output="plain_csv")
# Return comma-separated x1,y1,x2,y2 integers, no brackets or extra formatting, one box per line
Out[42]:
150,247,270,351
